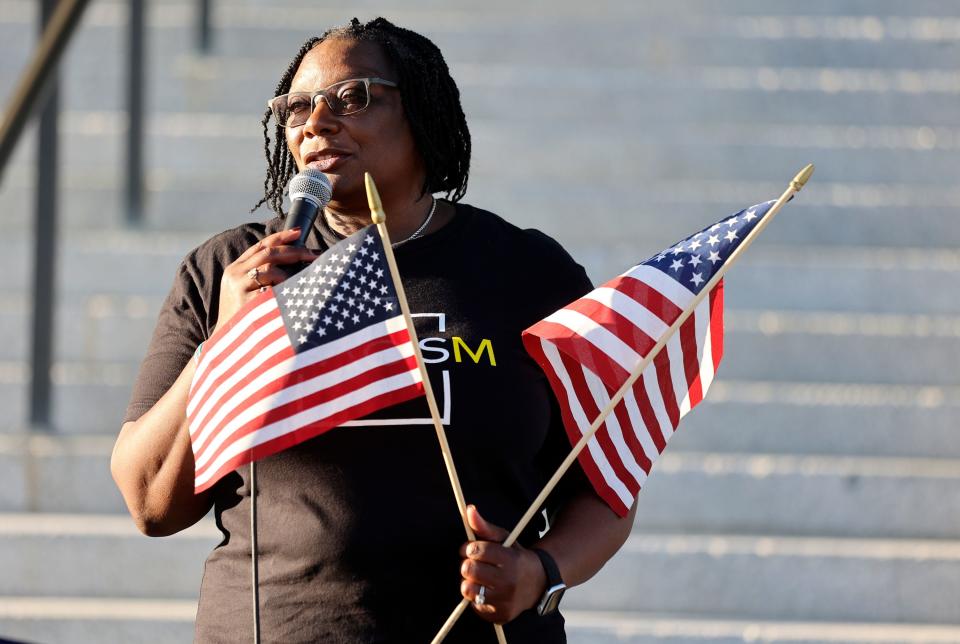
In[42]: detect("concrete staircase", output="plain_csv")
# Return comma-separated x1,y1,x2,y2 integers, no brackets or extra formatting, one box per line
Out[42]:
1,0,958,642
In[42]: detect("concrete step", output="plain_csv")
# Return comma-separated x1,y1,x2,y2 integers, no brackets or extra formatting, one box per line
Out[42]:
6,116,959,188
0,514,216,599
568,533,960,624
6,222,956,316
0,435,128,513
6,325,958,457
4,605,960,644
582,245,958,316
2,310,956,385
564,612,960,644
633,451,960,539
0,597,194,644
3,514,958,624
4,435,960,540
4,178,958,254
6,2,958,70
675,380,960,459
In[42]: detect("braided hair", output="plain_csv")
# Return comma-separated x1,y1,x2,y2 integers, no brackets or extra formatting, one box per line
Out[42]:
253,18,471,216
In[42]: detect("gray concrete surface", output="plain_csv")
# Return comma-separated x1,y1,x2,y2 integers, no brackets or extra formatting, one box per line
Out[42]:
0,0,958,642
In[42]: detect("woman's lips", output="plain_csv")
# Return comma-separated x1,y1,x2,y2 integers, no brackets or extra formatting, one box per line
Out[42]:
306,153,350,172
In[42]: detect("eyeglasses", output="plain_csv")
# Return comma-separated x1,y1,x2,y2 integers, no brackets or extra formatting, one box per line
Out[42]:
268,77,399,128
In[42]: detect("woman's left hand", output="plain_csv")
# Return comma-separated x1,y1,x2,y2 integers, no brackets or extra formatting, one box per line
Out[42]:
458,505,547,624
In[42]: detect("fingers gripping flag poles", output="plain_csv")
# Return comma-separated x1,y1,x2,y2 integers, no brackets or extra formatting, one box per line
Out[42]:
431,164,815,643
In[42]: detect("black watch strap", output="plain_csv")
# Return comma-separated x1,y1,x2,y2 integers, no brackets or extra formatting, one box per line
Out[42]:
531,548,563,587
531,547,566,616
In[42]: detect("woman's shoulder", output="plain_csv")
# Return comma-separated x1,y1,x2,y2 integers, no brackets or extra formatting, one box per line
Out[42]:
454,202,582,268
457,204,586,276
453,202,593,307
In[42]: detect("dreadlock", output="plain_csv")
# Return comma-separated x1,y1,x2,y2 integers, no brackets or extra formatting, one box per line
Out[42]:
252,17,472,216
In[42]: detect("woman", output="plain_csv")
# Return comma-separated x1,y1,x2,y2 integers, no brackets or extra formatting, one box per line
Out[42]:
112,17,636,643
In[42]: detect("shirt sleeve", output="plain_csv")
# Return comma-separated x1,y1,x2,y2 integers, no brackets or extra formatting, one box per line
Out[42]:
522,230,598,522
123,254,210,424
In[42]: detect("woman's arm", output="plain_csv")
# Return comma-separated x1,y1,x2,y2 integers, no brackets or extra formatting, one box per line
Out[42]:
111,359,212,536
458,491,637,623
111,228,319,537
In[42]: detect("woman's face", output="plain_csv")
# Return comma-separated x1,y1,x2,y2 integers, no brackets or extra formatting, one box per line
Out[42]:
285,38,425,208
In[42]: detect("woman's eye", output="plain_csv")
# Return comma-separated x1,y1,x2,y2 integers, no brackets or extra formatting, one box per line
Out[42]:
287,96,311,113
337,90,366,108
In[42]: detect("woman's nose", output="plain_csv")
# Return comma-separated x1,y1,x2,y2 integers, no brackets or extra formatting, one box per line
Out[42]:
302,96,340,137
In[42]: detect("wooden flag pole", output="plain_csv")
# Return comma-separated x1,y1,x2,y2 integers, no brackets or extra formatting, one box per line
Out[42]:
430,163,814,644
365,174,508,644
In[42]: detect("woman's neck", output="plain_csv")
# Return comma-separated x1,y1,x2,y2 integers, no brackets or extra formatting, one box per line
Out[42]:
322,191,438,242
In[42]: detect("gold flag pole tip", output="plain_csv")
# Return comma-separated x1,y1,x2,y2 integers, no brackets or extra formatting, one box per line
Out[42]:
365,172,385,224
790,163,815,191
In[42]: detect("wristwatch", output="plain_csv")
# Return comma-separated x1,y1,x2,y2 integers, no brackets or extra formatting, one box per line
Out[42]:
531,547,566,616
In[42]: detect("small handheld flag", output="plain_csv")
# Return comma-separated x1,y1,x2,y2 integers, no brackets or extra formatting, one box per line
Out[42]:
187,226,425,493
523,200,774,516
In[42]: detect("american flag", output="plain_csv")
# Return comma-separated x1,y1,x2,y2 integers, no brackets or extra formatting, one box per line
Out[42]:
187,226,425,493
522,201,774,516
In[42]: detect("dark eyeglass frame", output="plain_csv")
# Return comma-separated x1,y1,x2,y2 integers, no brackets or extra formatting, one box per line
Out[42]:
268,77,399,128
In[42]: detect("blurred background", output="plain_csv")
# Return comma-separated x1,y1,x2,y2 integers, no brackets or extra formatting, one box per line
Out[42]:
1,0,958,642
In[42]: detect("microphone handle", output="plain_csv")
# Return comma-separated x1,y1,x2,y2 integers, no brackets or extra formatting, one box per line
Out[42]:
283,197,321,248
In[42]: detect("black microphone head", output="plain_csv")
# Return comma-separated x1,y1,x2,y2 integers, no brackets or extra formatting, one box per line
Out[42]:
289,168,332,208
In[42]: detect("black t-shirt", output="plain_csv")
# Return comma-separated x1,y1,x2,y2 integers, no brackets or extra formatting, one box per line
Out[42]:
125,203,593,643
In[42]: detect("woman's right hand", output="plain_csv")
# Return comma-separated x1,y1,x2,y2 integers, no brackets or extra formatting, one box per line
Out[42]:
214,227,320,334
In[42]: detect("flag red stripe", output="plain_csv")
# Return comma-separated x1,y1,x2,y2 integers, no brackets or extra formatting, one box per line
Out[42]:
194,353,421,481
188,323,290,439
194,382,425,493
630,376,667,454
653,350,680,429
194,289,276,388
606,275,682,324
711,281,724,367
610,389,653,474
679,314,704,408
522,336,629,517
524,320,631,388
559,352,641,500
563,297,656,359
191,328,413,453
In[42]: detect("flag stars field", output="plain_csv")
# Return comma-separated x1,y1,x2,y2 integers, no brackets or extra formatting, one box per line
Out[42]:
643,201,772,297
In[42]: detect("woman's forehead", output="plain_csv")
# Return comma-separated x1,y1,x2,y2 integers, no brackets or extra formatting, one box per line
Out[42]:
290,39,392,90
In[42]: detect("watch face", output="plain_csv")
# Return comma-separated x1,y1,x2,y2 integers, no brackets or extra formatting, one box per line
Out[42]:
538,584,567,616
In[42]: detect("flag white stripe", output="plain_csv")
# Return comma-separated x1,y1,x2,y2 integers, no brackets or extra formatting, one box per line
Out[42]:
193,341,417,471
193,313,409,435
694,297,715,397
621,387,660,463
540,309,640,375
620,265,696,311
581,366,648,488
189,331,289,430
642,365,674,440
540,340,634,509
189,337,293,449
195,368,422,489
193,298,279,387
665,329,692,417
584,287,669,341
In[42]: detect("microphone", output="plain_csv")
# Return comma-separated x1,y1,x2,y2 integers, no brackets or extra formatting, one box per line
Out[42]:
283,168,333,247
